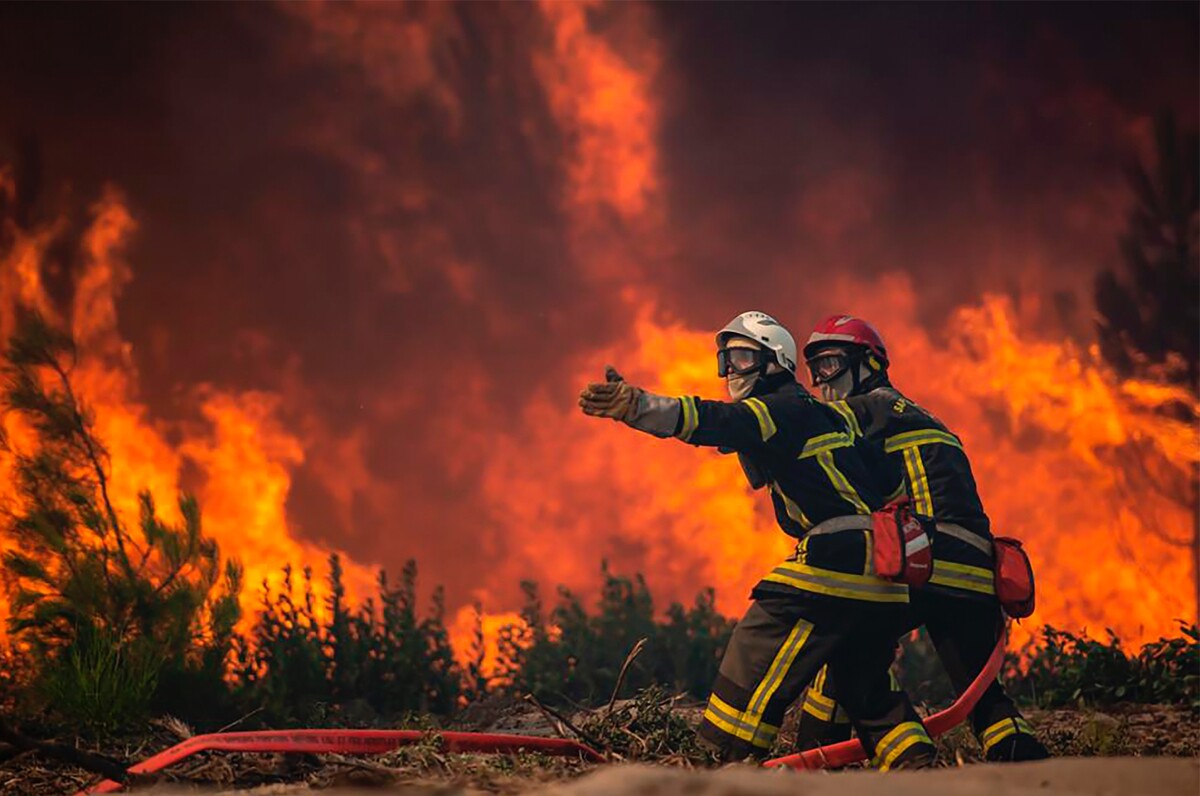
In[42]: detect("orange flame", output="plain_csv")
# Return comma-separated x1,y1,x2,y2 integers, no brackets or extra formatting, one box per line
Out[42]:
467,273,1195,653
2,3,1194,676
449,607,527,680
0,184,377,635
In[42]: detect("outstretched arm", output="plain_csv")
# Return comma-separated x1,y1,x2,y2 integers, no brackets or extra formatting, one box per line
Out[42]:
579,367,777,453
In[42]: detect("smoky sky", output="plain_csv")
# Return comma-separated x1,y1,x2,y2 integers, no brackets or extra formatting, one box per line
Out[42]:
0,2,1195,609
655,2,1199,324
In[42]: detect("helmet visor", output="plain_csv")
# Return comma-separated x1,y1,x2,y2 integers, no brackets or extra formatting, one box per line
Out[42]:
717,346,768,377
806,351,851,385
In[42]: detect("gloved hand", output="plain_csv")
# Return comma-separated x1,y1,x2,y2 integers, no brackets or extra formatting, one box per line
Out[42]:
579,365,643,421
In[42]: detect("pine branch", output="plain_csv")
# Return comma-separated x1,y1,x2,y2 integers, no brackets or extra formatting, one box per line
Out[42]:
47,358,138,581
0,715,129,783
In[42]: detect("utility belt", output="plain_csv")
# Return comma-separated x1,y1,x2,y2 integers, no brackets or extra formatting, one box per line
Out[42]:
806,500,932,588
934,523,1035,619
807,516,1036,617
935,522,991,555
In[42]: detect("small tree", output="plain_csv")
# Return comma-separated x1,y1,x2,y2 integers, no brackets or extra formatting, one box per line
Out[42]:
235,565,328,724
1093,111,1200,619
0,311,241,730
235,556,461,724
1095,111,1199,388
496,563,736,707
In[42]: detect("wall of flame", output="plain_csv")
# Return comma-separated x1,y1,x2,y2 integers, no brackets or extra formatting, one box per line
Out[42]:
0,3,1196,669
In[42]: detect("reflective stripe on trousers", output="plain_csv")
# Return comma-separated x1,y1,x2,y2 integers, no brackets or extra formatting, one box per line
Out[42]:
872,721,934,771
981,717,1036,752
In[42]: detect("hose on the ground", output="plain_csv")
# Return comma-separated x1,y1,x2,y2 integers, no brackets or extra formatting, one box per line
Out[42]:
80,629,1007,792
762,628,1007,769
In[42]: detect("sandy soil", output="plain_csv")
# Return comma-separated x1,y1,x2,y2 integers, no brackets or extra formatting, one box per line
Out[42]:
140,757,1199,796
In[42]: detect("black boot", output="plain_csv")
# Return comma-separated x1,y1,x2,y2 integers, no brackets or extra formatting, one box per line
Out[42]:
985,732,1050,762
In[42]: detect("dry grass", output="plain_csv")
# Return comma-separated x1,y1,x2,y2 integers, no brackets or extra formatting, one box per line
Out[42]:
3,701,1198,795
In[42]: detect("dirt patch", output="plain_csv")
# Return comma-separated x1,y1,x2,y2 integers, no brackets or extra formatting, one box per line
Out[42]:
540,758,1200,796
1030,705,1200,758
130,758,1200,795
4,704,1197,795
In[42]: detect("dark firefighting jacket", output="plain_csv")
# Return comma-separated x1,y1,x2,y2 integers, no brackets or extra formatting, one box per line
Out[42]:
673,374,907,605
828,385,996,600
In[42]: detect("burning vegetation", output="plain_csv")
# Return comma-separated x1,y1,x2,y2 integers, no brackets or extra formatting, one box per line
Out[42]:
0,1,1197,792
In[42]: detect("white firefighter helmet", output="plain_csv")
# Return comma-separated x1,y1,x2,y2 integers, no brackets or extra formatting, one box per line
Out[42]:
715,311,798,374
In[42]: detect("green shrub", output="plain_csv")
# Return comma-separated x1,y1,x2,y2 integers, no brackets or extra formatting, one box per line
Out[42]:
1135,623,1199,705
0,312,241,732
149,559,244,728
38,623,161,735
1005,622,1200,708
658,588,735,700
578,684,716,763
496,562,734,707
234,555,461,725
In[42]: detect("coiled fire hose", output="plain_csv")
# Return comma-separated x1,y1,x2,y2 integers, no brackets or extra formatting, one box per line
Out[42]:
80,632,1006,793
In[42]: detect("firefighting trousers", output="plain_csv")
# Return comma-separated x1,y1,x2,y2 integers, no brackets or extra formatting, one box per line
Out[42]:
795,591,1045,760
698,593,935,768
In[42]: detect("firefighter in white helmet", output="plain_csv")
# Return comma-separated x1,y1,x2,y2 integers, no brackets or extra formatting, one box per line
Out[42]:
578,311,935,768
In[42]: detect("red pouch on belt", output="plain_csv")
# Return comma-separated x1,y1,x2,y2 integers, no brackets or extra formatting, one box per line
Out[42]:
871,499,932,587
993,536,1035,618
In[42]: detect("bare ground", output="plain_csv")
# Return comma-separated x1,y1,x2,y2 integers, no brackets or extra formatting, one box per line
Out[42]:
134,758,1200,796
3,703,1196,795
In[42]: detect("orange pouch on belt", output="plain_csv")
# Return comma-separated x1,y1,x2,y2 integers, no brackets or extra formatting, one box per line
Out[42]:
871,500,933,587
993,537,1035,618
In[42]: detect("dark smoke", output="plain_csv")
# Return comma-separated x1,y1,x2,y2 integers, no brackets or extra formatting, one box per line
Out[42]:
0,2,1195,612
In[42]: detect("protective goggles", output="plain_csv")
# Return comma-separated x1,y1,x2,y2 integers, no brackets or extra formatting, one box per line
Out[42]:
717,346,769,377
806,351,852,385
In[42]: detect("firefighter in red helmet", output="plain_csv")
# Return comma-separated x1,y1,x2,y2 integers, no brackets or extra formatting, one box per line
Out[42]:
797,314,1048,762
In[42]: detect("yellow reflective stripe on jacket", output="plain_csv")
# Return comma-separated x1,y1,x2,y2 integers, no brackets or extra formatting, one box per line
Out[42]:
873,721,932,771
676,396,699,441
929,560,996,595
742,397,778,441
884,427,962,516
902,447,934,515
980,717,1035,752
763,561,909,603
772,483,813,530
817,450,871,513
703,692,780,749
884,428,963,453
829,401,862,437
799,431,854,458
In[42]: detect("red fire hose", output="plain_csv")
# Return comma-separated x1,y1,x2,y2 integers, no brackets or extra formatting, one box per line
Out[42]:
763,628,1007,769
80,730,604,794
80,632,1006,792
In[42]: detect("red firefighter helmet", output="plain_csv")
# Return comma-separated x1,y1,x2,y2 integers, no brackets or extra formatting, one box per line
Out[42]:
803,314,889,365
